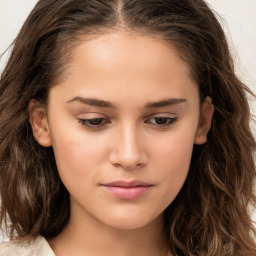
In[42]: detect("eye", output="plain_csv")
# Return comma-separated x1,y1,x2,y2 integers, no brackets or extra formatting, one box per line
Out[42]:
146,117,177,127
78,118,110,130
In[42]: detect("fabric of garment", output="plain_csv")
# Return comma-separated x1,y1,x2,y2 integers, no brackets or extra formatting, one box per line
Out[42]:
0,236,55,256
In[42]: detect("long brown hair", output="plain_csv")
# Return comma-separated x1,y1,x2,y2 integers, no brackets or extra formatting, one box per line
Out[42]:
0,0,255,255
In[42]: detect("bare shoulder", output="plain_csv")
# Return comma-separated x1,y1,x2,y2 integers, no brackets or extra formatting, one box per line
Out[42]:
0,236,55,256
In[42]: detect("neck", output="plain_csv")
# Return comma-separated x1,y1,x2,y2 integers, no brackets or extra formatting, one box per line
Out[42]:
48,206,170,256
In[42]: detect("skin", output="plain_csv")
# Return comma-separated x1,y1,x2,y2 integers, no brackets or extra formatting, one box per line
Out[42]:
29,31,213,256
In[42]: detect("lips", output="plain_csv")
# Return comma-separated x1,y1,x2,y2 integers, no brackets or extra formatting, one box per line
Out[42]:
101,180,153,200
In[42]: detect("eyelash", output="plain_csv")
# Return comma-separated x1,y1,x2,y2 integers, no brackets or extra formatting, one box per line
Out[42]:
78,118,110,131
78,116,178,130
145,117,178,127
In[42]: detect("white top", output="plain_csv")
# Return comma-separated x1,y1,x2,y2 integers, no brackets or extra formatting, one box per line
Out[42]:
0,236,55,256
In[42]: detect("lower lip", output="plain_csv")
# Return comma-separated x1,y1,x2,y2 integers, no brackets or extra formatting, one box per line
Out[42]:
102,186,152,200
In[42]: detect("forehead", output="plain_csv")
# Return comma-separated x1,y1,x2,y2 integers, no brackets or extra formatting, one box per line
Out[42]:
50,31,199,106
69,31,192,77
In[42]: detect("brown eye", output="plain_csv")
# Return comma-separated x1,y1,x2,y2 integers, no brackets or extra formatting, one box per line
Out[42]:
146,117,177,127
154,117,169,125
87,118,105,126
78,118,109,129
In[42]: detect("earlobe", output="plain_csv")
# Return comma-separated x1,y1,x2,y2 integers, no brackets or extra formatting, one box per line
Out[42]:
194,96,214,145
28,100,52,147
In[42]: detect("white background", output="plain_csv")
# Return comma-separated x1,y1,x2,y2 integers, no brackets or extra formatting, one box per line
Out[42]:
0,0,256,241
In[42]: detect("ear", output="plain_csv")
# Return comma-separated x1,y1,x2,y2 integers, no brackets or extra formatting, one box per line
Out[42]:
28,100,52,147
194,96,214,145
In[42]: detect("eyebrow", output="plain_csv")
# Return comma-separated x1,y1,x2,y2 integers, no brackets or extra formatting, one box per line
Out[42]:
145,98,187,108
67,96,115,108
67,96,187,109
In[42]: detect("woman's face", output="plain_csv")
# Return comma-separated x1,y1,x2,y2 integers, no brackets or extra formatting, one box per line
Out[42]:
30,31,213,230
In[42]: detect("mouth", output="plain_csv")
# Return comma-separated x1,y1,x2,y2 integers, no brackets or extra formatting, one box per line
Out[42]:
101,180,153,200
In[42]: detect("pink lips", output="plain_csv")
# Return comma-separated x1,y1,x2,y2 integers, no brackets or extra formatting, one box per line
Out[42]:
101,180,152,200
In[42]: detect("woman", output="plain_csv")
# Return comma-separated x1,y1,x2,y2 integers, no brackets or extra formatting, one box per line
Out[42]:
0,0,255,255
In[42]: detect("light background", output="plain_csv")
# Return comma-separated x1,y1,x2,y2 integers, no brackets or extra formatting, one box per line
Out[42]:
0,0,255,241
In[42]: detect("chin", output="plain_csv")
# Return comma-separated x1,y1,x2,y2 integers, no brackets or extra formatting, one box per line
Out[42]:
101,210,163,231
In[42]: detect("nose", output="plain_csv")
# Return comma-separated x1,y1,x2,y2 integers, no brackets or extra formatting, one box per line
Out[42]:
109,124,148,170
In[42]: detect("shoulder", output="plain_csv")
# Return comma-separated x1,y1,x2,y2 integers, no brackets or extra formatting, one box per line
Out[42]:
0,236,55,256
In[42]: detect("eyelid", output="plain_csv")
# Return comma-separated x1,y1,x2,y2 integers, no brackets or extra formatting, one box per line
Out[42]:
144,113,178,128
76,112,178,131
78,117,111,131
144,112,177,120
146,116,177,124
77,111,107,118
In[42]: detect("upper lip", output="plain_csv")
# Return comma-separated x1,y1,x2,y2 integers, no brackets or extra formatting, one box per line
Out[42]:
102,180,152,188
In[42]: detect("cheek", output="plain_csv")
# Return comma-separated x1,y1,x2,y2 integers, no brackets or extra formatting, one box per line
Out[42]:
49,125,107,186
152,126,197,201
161,140,193,184
154,123,196,168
